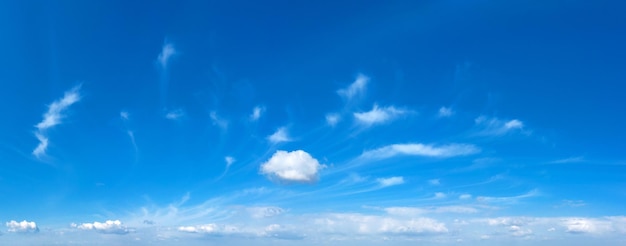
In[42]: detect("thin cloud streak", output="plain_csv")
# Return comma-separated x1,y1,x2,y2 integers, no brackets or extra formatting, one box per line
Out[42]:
32,85,81,158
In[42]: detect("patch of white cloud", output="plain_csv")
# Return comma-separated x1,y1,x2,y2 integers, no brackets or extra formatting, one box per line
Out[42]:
225,156,235,167
337,73,369,100
474,116,526,136
246,206,285,219
325,113,340,127
376,176,405,187
354,104,409,126
6,220,39,233
32,85,81,158
459,194,472,200
120,111,129,120
509,225,533,237
428,179,440,185
249,105,265,121
477,190,539,204
165,108,184,120
210,111,228,129
157,42,177,69
360,143,480,160
434,192,447,199
562,218,613,234
314,213,448,235
72,220,131,234
267,127,291,143
438,107,454,117
549,156,585,164
260,150,326,183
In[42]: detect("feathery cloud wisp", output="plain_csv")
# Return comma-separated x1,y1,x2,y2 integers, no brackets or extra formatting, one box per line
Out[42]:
337,73,369,100
475,116,525,136
157,42,177,69
165,109,184,120
376,176,405,187
325,113,340,127
260,150,326,183
267,127,291,143
225,156,235,167
250,105,265,121
33,86,81,158
210,111,228,130
360,143,480,160
354,104,409,126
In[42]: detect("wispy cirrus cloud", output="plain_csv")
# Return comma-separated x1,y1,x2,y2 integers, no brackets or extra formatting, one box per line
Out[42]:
325,113,340,127
337,73,369,100
376,176,405,187
157,42,177,69
359,143,480,161
474,116,526,136
249,105,265,121
260,150,326,183
32,85,81,158
6,220,39,233
549,156,585,164
210,111,228,130
267,127,291,143
165,108,185,120
354,104,410,126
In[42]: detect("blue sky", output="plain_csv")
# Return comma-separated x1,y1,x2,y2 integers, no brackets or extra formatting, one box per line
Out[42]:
1,0,626,245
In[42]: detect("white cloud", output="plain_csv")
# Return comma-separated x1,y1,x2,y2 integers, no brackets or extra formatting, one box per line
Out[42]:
376,176,405,187
178,223,237,234
33,85,81,158
267,127,291,143
438,107,454,117
434,192,447,199
325,113,340,127
474,116,526,136
165,108,184,120
250,105,265,121
6,220,38,233
354,104,409,126
385,206,477,216
509,225,533,237
428,179,440,185
314,213,448,235
73,220,130,234
562,218,612,234
210,111,228,129
549,156,585,164
459,194,472,200
360,143,480,160
337,73,369,100
247,206,285,219
225,156,235,167
120,111,129,120
157,42,177,68
260,150,326,183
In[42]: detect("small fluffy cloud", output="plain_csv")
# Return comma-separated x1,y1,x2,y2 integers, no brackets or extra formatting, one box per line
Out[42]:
474,116,525,136
73,220,130,234
165,108,184,120
376,176,405,187
438,107,454,117
225,156,235,167
428,179,440,185
434,192,447,199
325,113,340,127
260,150,326,183
157,42,177,68
337,73,369,100
315,214,448,235
354,104,409,126
267,127,291,143
178,224,237,234
120,111,129,120
360,143,480,160
250,105,265,121
6,220,39,233
33,85,81,158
